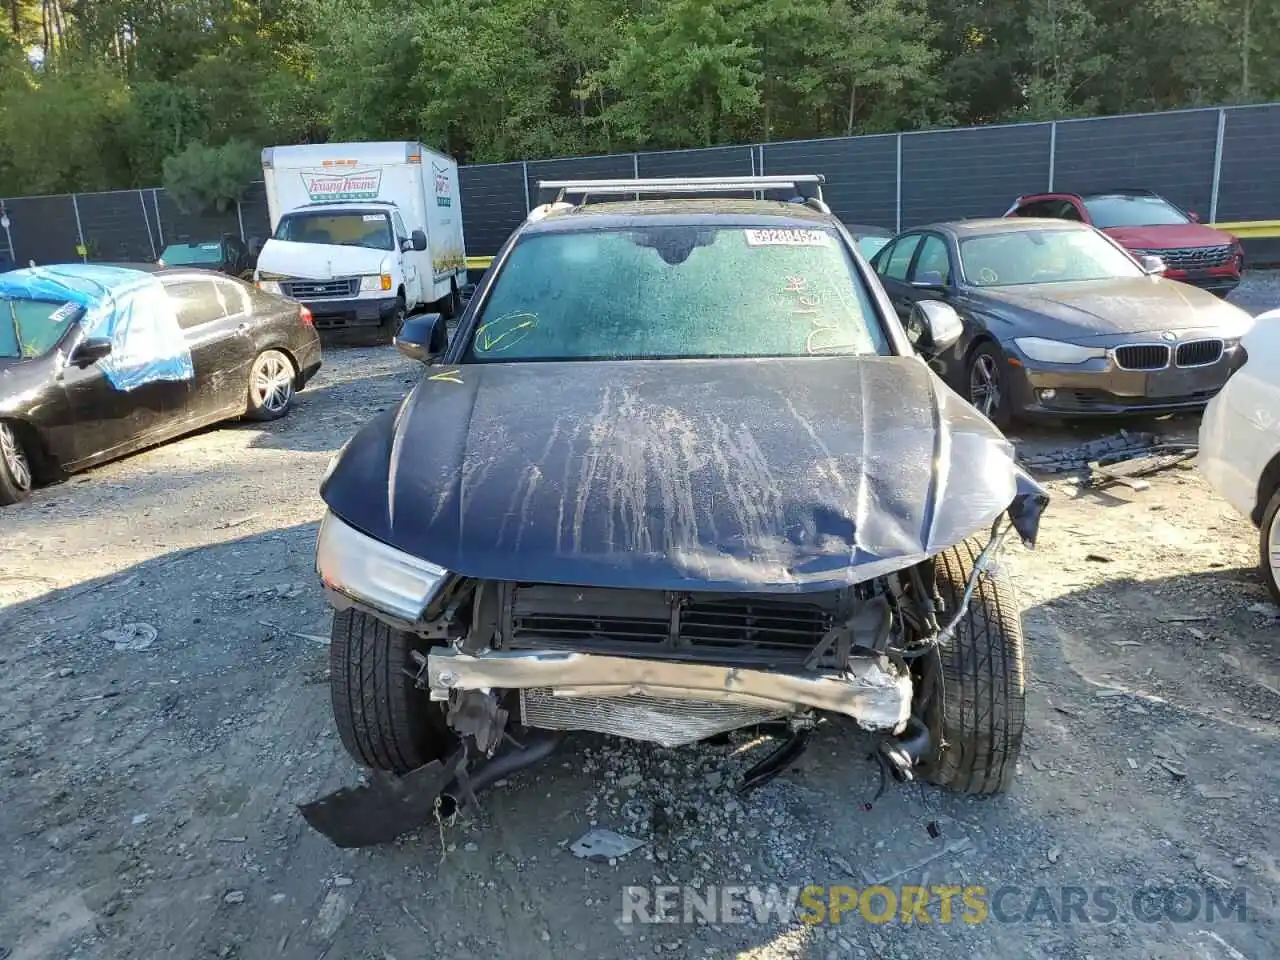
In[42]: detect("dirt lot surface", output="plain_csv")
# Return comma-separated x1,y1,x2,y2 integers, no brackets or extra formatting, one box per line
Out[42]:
3,278,1279,960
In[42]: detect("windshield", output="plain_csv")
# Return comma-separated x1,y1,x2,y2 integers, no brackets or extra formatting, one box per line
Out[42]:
161,242,223,265
856,235,892,259
1,297,82,358
1083,195,1190,229
274,211,394,250
464,225,886,362
959,229,1142,287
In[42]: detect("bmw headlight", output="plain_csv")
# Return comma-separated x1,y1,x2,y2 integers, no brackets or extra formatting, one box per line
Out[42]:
1013,337,1107,364
315,511,447,622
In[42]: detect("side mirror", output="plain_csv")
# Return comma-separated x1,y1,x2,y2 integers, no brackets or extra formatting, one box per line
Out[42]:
907,301,963,357
70,337,112,368
911,270,947,291
1188,211,1201,223
1139,254,1167,276
395,312,447,363
411,229,428,252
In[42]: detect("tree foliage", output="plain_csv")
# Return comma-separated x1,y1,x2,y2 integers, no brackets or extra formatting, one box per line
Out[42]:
0,0,1276,196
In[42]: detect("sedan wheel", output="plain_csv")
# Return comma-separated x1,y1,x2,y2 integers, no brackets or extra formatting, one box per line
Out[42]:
966,343,1013,428
0,421,34,505
1258,488,1280,604
246,350,297,422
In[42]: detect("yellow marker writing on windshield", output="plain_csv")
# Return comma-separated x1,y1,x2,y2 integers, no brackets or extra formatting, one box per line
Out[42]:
475,312,538,353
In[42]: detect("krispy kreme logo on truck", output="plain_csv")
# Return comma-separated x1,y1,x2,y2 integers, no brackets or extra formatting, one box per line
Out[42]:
301,168,382,201
432,161,452,208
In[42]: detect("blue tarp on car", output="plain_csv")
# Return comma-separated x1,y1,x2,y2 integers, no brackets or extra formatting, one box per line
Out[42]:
0,264,193,391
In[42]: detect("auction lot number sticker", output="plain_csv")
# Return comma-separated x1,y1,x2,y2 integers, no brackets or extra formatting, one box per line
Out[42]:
744,228,831,246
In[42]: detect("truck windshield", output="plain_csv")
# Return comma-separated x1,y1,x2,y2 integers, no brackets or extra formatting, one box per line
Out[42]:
1,297,83,358
463,225,886,362
275,212,394,251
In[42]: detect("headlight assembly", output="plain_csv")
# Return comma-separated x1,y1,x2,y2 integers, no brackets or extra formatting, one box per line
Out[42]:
315,511,447,622
1012,337,1107,364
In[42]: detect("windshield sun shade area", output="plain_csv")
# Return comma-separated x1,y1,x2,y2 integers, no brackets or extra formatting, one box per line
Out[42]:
275,212,394,251
959,229,1144,287
466,225,887,362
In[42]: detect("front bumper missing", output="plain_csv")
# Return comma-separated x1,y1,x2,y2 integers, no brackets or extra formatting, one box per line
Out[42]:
426,649,912,734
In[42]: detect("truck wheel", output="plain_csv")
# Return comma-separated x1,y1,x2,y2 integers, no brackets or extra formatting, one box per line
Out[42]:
380,295,407,344
0,421,34,505
329,609,455,774
918,538,1027,794
438,282,461,320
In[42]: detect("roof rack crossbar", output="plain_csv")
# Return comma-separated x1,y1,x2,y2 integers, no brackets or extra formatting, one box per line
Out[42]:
536,175,825,206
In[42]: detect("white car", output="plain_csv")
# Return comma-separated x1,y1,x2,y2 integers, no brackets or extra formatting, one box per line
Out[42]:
1199,307,1280,599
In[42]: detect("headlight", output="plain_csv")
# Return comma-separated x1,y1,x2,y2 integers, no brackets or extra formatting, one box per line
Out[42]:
257,280,282,295
359,274,393,292
315,511,447,621
1012,337,1107,364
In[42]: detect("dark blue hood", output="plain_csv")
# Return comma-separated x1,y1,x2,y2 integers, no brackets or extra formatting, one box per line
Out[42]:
321,356,1046,593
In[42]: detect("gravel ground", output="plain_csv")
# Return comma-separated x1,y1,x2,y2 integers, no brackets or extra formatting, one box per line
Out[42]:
2,281,1280,960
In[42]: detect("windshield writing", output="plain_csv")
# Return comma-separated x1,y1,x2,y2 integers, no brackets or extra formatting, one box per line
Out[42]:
1,297,81,358
275,212,393,251
960,229,1142,287
464,226,885,362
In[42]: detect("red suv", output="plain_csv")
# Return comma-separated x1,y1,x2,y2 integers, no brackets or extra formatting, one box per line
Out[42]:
1004,189,1243,296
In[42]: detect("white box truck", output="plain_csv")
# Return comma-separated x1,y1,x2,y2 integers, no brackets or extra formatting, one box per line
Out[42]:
255,141,467,335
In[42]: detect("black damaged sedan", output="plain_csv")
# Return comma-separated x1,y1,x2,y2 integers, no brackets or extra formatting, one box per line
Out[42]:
871,218,1255,425
304,177,1050,846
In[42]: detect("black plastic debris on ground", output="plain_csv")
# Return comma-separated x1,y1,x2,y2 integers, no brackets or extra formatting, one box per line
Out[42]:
1017,431,1197,491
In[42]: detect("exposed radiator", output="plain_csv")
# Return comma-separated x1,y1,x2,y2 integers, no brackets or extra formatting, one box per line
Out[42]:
519,688,785,747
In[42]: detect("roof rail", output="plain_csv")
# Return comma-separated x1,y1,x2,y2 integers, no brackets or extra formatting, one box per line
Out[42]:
535,175,826,206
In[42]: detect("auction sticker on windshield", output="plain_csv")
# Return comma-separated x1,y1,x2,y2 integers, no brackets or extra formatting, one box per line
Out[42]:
744,229,831,247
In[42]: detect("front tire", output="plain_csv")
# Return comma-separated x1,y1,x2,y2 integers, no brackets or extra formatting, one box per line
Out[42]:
438,282,461,320
1257,488,1280,605
0,421,34,505
329,609,454,773
966,342,1014,428
919,538,1027,795
245,349,296,422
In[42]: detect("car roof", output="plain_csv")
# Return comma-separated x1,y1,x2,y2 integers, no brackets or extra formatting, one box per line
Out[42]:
920,217,1093,237
519,198,837,236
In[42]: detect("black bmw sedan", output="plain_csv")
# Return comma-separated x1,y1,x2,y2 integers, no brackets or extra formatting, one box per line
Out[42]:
870,218,1256,425
0,263,321,505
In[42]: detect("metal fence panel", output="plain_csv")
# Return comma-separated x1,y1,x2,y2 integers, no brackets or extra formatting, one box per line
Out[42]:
526,154,636,207
154,189,242,250
1,195,81,265
901,124,1052,226
460,163,527,257
762,135,898,229
1216,106,1280,221
76,191,155,262
1054,109,1221,216
636,146,754,178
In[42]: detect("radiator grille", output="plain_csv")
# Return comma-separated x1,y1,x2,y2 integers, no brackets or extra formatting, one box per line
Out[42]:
1114,344,1170,370
281,277,358,299
1175,339,1224,367
1157,244,1234,270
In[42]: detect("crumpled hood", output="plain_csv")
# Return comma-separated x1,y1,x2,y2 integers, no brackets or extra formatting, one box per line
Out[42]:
321,356,1046,593
969,276,1244,338
257,239,388,279
1103,223,1237,250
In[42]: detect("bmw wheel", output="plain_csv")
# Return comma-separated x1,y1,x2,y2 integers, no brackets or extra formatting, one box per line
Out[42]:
0,421,34,505
966,342,1014,428
1257,488,1280,604
245,350,297,422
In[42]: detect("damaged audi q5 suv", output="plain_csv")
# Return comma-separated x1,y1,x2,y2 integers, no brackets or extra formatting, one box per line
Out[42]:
303,176,1049,847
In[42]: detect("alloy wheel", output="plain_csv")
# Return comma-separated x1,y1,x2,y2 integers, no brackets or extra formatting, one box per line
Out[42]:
0,422,32,491
253,354,294,414
969,355,1002,417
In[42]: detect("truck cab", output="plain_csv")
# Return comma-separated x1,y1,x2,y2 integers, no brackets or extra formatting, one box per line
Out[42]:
255,141,468,336
255,201,427,334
